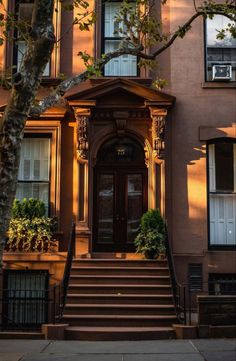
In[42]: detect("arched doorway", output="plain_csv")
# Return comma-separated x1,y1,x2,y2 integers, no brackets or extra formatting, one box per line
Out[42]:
93,136,148,252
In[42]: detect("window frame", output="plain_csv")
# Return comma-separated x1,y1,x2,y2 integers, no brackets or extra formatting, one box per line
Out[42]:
204,16,236,83
207,138,236,250
17,133,52,215
8,0,61,79
101,0,139,77
13,0,51,78
20,122,61,219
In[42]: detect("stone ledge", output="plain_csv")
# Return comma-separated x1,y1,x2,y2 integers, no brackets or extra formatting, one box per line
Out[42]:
42,324,69,340
172,324,197,339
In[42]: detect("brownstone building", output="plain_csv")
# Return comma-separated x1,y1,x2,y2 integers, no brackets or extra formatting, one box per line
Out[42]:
0,0,235,339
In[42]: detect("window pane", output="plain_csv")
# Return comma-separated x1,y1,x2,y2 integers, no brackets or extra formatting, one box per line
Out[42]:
18,138,50,181
127,174,143,243
97,174,114,244
207,15,236,48
215,143,234,192
104,40,137,76
104,2,121,38
206,15,236,81
209,194,236,245
103,1,137,76
16,182,50,213
17,41,50,76
17,137,51,213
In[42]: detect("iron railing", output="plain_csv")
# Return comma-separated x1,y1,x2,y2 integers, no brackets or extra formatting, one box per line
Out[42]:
164,225,236,325
164,225,187,324
50,220,76,323
186,280,236,325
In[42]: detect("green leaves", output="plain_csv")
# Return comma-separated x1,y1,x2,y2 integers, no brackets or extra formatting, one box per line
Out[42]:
8,198,58,253
12,198,46,219
134,209,166,259
78,50,102,77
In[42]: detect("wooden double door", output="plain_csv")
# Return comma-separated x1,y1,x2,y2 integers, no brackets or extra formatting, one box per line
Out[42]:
93,168,147,252
93,136,148,252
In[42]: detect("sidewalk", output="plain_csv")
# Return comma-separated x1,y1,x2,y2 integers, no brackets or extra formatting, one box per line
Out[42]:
0,339,235,361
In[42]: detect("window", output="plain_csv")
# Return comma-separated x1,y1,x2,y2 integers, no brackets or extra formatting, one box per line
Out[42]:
209,274,236,295
16,136,51,213
208,140,236,246
14,0,50,76
103,1,137,76
205,15,236,81
188,264,203,291
2,270,49,329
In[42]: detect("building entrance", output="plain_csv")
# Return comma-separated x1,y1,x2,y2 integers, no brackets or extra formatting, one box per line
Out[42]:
93,137,148,252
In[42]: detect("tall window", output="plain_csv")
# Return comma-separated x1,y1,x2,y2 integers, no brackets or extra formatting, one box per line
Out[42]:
16,137,51,212
103,1,137,76
205,15,236,81
208,140,236,246
14,0,50,76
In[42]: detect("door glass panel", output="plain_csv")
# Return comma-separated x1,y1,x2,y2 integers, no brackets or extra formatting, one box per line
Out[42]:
97,174,114,243
127,174,143,243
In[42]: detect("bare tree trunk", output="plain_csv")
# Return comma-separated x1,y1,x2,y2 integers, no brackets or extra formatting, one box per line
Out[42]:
0,0,55,268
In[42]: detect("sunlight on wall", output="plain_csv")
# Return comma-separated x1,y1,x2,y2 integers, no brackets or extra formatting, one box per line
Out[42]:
187,155,207,220
0,1,7,72
72,1,95,75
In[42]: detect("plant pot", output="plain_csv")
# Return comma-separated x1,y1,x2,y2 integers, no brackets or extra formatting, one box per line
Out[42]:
144,250,158,259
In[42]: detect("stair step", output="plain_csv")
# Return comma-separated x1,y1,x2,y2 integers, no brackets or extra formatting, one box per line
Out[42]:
0,331,44,340
67,284,172,295
63,303,175,315
71,266,169,276
62,314,177,327
66,293,174,305
65,326,175,341
72,259,167,268
69,275,170,285
62,257,177,340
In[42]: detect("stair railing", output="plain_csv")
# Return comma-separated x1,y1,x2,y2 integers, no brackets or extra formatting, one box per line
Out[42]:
51,221,76,323
164,224,186,324
61,221,76,311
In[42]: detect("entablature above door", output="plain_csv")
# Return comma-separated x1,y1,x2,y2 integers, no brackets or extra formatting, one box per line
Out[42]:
66,78,176,161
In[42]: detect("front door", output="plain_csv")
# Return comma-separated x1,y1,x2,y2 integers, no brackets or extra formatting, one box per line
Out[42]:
93,137,147,252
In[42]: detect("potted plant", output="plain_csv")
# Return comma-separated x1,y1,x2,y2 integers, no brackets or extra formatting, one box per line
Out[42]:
134,209,166,259
7,198,58,252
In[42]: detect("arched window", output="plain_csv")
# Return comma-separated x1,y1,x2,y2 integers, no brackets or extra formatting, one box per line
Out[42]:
208,139,236,246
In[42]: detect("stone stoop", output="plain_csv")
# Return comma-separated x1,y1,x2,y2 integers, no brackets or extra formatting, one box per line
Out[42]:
62,258,178,340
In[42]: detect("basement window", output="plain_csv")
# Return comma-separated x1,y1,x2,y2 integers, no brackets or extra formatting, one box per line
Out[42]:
188,264,203,292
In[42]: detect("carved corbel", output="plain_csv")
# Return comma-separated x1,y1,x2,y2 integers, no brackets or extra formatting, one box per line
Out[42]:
74,108,91,162
150,108,167,160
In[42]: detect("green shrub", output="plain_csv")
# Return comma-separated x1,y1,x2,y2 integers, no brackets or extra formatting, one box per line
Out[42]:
12,198,46,219
134,209,166,259
7,198,57,252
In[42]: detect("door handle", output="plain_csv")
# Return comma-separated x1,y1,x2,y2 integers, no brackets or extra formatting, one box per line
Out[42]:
115,215,120,221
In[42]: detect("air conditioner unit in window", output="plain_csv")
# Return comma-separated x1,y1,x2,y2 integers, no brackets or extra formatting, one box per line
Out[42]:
212,64,232,80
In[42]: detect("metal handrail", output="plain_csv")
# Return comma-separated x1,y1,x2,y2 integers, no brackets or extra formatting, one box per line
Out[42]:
164,224,186,324
61,221,76,313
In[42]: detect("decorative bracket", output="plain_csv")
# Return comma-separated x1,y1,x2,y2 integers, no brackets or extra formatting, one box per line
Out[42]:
150,108,167,160
74,108,91,162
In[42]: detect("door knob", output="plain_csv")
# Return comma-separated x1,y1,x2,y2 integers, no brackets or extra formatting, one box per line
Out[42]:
115,215,120,221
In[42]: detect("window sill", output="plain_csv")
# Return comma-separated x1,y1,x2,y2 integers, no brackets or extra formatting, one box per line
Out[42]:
202,82,236,89
208,245,236,251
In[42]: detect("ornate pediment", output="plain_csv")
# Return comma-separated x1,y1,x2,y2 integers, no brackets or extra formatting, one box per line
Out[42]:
66,78,175,109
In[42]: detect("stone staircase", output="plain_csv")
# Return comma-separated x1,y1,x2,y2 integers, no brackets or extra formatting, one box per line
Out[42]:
63,258,178,340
